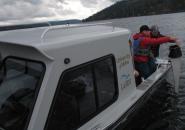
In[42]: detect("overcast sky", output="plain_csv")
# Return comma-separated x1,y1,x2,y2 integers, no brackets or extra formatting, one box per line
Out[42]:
0,0,120,25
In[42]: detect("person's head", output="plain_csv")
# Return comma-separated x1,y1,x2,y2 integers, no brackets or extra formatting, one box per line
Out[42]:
140,25,150,37
150,25,159,37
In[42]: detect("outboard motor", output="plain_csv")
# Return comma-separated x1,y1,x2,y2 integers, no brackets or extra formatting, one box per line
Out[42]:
169,45,182,93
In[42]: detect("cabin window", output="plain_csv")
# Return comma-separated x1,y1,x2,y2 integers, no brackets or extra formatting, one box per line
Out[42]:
0,57,45,130
94,58,116,107
45,55,118,130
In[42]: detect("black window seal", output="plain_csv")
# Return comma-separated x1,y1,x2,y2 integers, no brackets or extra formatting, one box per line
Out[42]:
0,56,46,130
44,54,119,130
92,65,100,109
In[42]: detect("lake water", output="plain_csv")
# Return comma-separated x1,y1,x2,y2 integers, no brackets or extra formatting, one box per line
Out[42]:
104,12,185,130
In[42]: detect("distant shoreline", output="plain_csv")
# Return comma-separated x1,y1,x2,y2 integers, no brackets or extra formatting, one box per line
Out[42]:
0,19,81,31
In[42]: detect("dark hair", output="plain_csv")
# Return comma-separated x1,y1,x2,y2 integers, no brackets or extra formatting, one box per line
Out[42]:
140,25,150,33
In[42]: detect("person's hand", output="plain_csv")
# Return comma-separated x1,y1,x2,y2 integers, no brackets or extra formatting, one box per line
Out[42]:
175,39,181,46
134,70,139,77
169,36,177,42
169,37,181,46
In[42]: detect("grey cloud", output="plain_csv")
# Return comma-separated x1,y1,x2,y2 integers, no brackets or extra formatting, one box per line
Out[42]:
80,0,98,8
58,0,68,4
46,0,75,15
0,0,118,24
0,0,74,22
0,0,54,21
55,8,75,16
0,0,42,6
80,0,120,8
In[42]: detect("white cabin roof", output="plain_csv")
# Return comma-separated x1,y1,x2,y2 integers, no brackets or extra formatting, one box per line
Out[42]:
0,24,130,60
0,24,128,47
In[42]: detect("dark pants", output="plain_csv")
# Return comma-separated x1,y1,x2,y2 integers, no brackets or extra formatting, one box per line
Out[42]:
151,45,160,57
135,75,142,86
135,58,157,79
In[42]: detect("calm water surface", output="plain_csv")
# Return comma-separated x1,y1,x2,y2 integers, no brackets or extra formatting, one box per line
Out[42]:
107,12,185,130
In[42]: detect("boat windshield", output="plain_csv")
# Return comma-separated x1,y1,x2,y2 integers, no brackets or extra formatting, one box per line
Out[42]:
0,57,45,130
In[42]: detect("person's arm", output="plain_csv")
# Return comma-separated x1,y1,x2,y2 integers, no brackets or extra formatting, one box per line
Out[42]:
142,37,176,46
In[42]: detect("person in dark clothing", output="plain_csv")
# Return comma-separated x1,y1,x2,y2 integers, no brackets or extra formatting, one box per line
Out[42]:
150,25,164,57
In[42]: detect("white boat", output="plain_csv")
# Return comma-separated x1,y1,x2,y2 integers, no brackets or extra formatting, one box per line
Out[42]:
0,23,181,130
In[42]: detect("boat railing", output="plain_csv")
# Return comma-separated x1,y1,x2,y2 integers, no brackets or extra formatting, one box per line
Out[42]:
40,21,114,42
40,21,52,42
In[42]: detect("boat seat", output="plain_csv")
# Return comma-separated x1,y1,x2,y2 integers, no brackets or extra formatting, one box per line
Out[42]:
0,70,37,108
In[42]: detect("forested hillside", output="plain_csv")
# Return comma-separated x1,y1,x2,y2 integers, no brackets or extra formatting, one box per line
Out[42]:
84,0,185,21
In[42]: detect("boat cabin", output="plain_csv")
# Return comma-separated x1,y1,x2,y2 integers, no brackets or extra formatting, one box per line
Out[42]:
0,24,176,130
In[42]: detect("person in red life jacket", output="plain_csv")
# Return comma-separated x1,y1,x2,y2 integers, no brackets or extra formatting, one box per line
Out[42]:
132,25,177,80
129,39,141,86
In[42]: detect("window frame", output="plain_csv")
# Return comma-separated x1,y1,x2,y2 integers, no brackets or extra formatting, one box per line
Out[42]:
45,54,119,130
0,56,46,130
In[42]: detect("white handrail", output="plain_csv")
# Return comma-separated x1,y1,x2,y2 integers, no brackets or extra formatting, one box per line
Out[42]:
40,21,113,42
40,21,52,42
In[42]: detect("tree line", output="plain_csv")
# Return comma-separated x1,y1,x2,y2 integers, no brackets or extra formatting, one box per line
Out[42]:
84,0,185,22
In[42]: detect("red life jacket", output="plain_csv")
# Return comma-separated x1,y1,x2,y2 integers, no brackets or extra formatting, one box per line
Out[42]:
132,33,174,62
